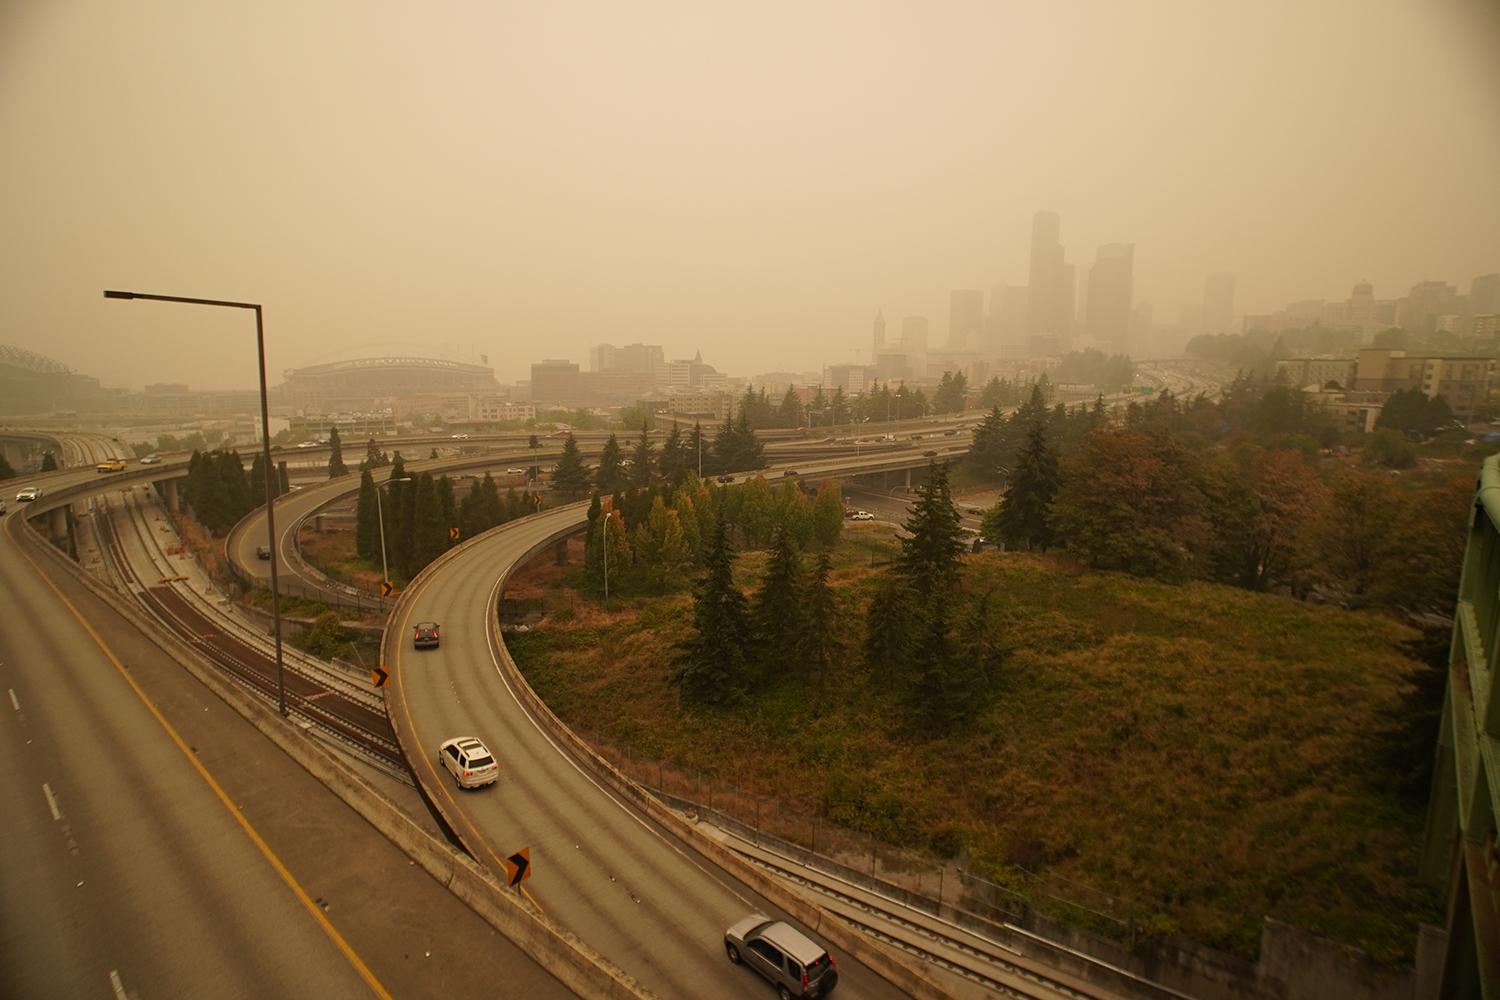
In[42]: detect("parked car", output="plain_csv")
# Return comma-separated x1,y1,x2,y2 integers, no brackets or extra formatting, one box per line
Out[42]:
15,486,41,502
96,459,127,473
724,914,838,998
256,544,272,560
438,737,500,789
139,454,163,465
716,474,735,483
506,468,525,475
413,622,440,649
850,510,874,521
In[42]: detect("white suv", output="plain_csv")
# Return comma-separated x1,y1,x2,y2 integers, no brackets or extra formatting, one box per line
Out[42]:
439,737,499,789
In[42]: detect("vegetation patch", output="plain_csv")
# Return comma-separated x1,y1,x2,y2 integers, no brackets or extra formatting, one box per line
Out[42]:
507,540,1442,963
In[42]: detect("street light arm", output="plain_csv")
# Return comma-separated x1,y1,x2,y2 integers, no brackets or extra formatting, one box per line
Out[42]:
104,289,259,310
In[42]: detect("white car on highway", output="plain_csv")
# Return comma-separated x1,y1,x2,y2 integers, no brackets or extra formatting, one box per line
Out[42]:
15,486,42,502
439,737,500,789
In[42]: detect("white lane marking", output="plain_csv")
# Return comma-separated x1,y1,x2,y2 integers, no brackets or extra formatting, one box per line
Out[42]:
43,783,61,820
109,969,128,999
8,688,17,711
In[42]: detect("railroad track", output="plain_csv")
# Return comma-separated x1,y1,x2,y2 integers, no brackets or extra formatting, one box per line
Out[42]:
93,487,409,781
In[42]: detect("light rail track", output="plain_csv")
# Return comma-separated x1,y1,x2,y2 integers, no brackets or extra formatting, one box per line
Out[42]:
92,487,409,781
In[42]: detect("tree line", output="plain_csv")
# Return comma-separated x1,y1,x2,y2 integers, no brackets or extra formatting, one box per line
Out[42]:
671,461,990,731
181,449,289,533
978,382,1470,615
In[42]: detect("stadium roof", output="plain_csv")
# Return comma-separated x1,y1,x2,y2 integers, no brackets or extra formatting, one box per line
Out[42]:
0,343,74,375
283,356,494,378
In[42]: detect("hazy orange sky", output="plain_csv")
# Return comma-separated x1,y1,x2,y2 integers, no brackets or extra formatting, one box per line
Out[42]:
2,0,1497,390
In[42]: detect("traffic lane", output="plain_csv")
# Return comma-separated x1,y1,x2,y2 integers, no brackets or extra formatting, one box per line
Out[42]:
394,523,911,1000
2,525,580,1000
0,536,376,1000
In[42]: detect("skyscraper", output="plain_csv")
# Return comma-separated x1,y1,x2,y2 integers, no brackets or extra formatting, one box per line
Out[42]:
873,309,886,351
1472,274,1500,317
1027,211,1072,343
1084,244,1134,352
900,315,929,358
1202,274,1235,336
948,290,984,351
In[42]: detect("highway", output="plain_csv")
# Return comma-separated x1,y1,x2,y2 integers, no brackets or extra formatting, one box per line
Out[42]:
386,502,916,1000
0,508,385,997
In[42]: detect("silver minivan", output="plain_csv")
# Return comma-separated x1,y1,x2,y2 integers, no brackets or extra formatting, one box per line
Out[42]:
724,914,838,998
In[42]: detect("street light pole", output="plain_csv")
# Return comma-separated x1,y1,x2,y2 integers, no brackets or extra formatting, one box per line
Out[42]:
104,289,288,716
375,476,412,594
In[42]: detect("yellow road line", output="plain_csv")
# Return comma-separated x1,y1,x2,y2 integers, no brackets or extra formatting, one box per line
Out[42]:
8,521,394,1000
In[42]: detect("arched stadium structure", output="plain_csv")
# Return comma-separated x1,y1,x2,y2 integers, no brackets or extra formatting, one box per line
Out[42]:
280,356,501,412
0,343,111,415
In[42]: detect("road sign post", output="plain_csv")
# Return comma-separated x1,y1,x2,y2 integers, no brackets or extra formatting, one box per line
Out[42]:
505,847,531,887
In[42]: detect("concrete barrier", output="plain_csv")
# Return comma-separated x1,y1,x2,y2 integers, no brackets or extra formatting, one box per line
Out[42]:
6,511,658,1000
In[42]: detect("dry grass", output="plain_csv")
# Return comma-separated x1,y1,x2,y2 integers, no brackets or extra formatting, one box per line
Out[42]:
504,535,1441,963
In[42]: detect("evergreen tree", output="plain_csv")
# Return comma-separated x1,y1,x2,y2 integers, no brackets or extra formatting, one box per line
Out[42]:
657,422,684,483
436,474,457,546
584,492,604,585
191,451,230,530
898,461,965,595
276,461,289,497
361,437,388,470
327,426,348,478
752,524,806,680
671,515,753,707
777,387,803,428
907,606,963,731
801,551,839,693
249,451,267,508
811,479,844,547
481,472,503,527
355,469,379,559
0,451,15,480
595,433,627,492
933,371,969,414
629,427,655,488
775,477,814,547
992,419,1060,551
967,405,1011,480
39,451,57,472
551,435,592,494
863,574,918,686
217,451,251,526
737,475,776,547
686,423,706,478
411,473,447,572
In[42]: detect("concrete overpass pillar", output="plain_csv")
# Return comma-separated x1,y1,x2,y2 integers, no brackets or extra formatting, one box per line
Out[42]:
554,538,569,565
162,478,180,513
904,467,912,490
48,506,68,548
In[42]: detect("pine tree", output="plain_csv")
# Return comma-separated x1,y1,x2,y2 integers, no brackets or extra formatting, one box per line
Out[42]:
249,451,267,508
277,461,289,497
630,427,655,488
863,574,918,686
907,607,962,731
967,405,1011,480
686,423,706,479
671,515,752,707
899,461,965,596
801,550,839,693
217,451,251,526
992,419,1060,551
40,451,57,472
595,433,626,493
412,473,447,572
355,469,379,559
436,475,457,546
657,422,684,483
551,435,592,494
777,387,803,428
362,437,388,471
584,492,604,585
327,426,348,478
752,524,806,680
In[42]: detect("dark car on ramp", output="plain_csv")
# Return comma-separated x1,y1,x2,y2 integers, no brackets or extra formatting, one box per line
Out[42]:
413,622,440,649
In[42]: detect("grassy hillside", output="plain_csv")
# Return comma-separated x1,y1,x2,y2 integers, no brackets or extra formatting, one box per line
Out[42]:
506,539,1442,962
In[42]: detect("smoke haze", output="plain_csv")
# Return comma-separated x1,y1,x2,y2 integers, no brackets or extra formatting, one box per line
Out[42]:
1,0,1497,388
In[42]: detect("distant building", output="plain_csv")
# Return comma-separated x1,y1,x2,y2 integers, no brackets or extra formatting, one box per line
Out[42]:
283,356,500,412
1396,281,1463,333
1470,315,1500,340
591,342,663,376
947,290,984,352
467,398,536,423
1353,349,1495,417
1299,387,1382,434
1202,274,1235,336
823,363,876,395
1027,210,1072,339
1084,244,1134,352
530,360,581,404
872,310,886,352
900,315,929,358
1276,357,1358,389
1471,274,1500,318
